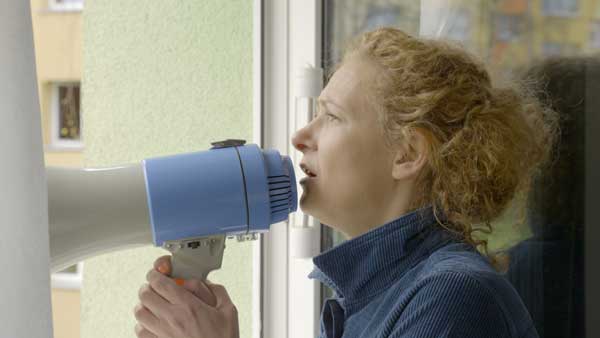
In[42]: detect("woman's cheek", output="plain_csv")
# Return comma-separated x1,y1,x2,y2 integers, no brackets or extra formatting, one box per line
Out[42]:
324,164,354,197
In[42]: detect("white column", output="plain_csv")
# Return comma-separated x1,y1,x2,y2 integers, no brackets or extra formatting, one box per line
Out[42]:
261,1,290,337
0,1,54,337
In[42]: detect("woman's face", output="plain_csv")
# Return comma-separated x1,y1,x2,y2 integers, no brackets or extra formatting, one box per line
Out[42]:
292,54,407,238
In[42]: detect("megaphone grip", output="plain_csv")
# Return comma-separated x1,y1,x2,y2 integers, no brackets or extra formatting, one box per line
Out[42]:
157,263,185,286
162,235,226,281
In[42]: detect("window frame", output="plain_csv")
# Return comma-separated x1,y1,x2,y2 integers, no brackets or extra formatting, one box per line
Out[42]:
252,2,263,338
51,262,84,290
260,1,323,338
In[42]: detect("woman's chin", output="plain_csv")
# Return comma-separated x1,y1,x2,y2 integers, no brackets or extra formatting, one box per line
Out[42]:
298,180,324,217
298,195,309,211
299,192,314,213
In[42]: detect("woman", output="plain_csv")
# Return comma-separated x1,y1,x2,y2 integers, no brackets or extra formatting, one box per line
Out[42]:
133,28,556,338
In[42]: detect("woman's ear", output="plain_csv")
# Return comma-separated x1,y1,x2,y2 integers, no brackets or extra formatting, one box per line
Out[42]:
391,128,428,180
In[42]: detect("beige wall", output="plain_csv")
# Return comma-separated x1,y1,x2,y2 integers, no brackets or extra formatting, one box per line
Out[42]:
51,289,80,338
31,0,83,167
30,1,83,337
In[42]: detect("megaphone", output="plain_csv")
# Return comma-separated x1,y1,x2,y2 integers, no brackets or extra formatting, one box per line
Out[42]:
48,139,297,280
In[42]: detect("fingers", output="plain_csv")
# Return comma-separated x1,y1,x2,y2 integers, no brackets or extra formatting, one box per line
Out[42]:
133,304,166,337
205,281,236,310
153,255,172,275
146,269,200,306
135,323,157,338
183,279,217,307
138,283,173,319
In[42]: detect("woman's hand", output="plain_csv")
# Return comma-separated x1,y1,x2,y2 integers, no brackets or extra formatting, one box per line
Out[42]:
134,255,240,338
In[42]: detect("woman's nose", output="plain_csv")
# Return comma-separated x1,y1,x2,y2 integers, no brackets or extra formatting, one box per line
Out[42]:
291,126,314,153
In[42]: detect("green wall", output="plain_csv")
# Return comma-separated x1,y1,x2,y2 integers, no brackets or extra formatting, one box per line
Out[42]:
81,1,254,337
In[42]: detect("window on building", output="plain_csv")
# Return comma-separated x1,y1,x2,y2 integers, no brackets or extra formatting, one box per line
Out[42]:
494,14,525,42
498,0,529,15
542,0,579,17
591,21,600,49
51,83,83,149
542,41,578,56
49,0,84,12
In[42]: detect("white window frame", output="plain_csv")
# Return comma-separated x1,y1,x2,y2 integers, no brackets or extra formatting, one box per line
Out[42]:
51,262,84,290
48,0,84,12
50,82,84,150
259,1,323,338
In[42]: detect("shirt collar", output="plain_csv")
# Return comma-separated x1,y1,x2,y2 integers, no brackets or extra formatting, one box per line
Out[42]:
308,206,451,308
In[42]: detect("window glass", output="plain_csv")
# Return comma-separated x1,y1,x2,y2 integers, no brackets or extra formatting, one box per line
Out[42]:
321,1,598,337
57,84,81,141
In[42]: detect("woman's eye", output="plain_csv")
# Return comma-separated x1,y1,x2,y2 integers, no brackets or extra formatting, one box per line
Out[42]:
325,113,338,121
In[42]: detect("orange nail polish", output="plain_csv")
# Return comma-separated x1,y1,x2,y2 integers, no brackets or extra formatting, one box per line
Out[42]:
158,265,167,274
175,278,184,286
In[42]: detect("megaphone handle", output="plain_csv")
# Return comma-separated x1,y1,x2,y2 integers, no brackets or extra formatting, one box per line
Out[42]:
162,235,226,281
170,251,216,280
156,266,186,286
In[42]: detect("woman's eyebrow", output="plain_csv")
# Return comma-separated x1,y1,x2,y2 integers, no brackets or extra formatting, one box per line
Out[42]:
317,97,347,116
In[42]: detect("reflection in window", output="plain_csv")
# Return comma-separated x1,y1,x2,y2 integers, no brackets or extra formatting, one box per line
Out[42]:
323,1,420,68
505,56,594,338
363,4,401,32
498,0,529,14
321,1,600,335
591,21,600,49
542,0,579,16
445,9,472,42
542,41,579,56
494,14,525,42
543,42,563,56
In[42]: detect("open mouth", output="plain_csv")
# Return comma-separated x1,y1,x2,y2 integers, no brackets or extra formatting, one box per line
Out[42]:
299,163,317,178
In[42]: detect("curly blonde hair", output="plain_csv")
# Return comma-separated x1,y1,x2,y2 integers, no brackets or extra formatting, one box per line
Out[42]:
339,28,558,270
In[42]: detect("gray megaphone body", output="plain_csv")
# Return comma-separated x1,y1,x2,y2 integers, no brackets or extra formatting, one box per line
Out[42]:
48,139,297,281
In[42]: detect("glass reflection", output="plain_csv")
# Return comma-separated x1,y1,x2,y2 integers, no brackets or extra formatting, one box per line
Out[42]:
321,1,599,337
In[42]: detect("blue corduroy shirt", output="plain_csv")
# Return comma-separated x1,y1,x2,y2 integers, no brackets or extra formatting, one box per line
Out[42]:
308,207,538,338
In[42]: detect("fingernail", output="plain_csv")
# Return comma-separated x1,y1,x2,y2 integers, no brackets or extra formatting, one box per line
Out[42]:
157,264,168,274
175,278,184,286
